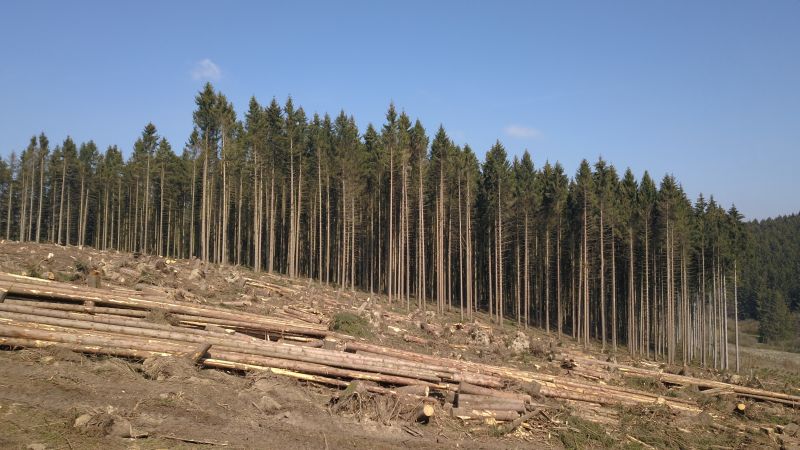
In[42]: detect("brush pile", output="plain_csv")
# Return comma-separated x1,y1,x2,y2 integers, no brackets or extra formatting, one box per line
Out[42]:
1,272,798,427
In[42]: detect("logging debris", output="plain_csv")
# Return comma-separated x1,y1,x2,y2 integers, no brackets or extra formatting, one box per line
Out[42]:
1,243,799,449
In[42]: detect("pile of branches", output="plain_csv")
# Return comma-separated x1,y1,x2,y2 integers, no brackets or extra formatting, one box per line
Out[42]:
1,273,798,427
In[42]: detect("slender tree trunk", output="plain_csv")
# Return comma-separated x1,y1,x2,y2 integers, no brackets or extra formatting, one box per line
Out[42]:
418,155,426,308
458,178,464,320
5,172,12,240
465,183,473,319
600,208,606,350
318,152,323,281
388,145,394,303
296,152,303,277
19,169,27,242
190,156,196,257
524,215,530,328
734,260,739,373
612,235,617,352
515,236,520,325
583,196,589,347
644,218,650,357
325,173,331,284
545,227,550,333
628,228,635,355
58,152,67,244
268,169,276,273
144,154,151,253
497,181,504,325
159,166,165,255
36,153,44,242
236,175,243,265
27,161,35,241
557,219,562,336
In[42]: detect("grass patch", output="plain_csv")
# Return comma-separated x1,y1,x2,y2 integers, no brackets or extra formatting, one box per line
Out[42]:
55,271,81,282
75,259,91,274
329,312,372,338
558,415,616,449
619,406,689,449
24,262,42,278
623,375,666,394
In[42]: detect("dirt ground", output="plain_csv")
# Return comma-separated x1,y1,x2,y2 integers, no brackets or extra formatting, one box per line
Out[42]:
1,241,798,449
1,347,518,450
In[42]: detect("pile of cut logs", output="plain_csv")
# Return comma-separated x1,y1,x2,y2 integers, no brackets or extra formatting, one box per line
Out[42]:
1,272,798,424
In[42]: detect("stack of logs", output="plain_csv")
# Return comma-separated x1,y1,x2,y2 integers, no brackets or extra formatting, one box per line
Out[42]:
1,272,798,425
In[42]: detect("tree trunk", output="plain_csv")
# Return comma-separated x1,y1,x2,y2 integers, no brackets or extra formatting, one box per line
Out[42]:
734,260,739,373
545,227,550,333
611,235,617,352
58,151,67,245
36,152,45,242
600,208,605,350
388,144,394,303
556,219,562,336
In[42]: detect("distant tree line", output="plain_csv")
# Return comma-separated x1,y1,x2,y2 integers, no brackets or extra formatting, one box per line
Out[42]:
0,82,765,368
740,214,800,345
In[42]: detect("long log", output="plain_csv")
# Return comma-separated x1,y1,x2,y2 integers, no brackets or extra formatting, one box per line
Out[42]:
0,323,443,387
346,342,695,412
0,280,327,334
3,274,794,411
6,298,149,318
457,393,526,412
0,336,172,359
0,320,446,387
563,353,800,406
0,313,444,383
348,343,505,388
450,407,520,421
0,312,701,412
0,303,258,344
458,381,532,403
394,384,431,397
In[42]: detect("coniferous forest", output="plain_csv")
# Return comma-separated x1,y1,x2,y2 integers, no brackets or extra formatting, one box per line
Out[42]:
0,83,796,368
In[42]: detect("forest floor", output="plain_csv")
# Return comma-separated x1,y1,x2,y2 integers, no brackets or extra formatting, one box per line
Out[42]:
0,241,798,449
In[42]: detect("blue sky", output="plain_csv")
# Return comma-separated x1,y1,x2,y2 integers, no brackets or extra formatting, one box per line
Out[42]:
1,1,798,220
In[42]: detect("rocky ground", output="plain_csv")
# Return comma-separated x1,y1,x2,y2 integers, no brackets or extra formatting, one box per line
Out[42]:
0,241,798,449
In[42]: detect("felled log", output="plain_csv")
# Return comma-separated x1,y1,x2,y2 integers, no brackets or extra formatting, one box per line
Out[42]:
6,298,148,318
394,384,430,397
187,343,212,364
347,342,505,388
564,352,800,407
282,306,325,325
402,334,429,345
204,358,426,399
0,323,440,388
414,403,435,423
0,336,172,359
457,393,526,412
458,381,532,403
501,408,540,434
0,314,444,384
450,407,519,421
0,278,327,334
0,303,256,344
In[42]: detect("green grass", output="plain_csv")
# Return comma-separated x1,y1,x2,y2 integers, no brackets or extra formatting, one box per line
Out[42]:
329,312,372,338
558,415,616,449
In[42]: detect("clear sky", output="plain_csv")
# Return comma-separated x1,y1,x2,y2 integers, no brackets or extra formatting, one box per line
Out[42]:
1,1,798,220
